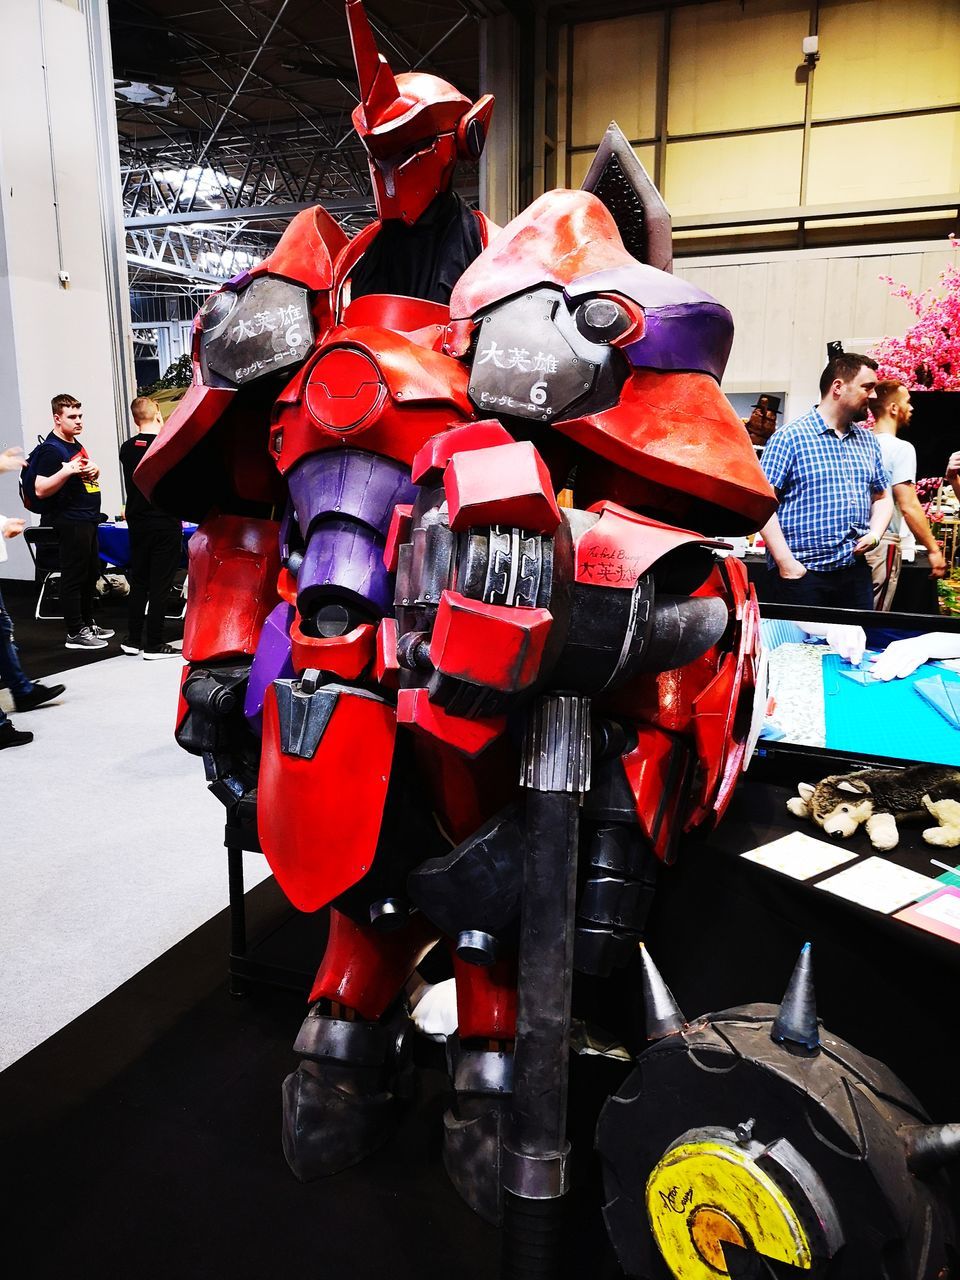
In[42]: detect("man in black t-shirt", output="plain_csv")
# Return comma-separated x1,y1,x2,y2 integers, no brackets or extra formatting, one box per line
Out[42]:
33,393,114,650
118,397,182,659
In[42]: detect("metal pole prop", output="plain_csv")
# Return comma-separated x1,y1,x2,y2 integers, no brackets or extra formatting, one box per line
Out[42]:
501,693,591,1280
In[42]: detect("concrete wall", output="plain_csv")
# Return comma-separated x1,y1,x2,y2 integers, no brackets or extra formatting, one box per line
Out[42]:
0,0,131,580
677,237,960,424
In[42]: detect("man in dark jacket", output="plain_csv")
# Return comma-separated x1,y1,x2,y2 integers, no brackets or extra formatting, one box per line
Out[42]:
118,397,183,659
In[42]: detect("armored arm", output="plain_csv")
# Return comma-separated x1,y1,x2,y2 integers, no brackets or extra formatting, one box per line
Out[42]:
174,515,282,809
388,423,732,752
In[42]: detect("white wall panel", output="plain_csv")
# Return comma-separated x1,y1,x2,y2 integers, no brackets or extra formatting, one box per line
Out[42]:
677,240,960,421
0,0,129,579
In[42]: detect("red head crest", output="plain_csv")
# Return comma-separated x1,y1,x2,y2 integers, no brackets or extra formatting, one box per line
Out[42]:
346,0,494,225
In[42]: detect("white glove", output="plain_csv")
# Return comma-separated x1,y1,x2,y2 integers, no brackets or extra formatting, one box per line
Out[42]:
407,978,459,1041
824,624,866,666
870,636,933,681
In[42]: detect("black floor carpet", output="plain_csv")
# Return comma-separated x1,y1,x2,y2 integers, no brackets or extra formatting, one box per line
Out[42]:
0,578,184,687
0,876,626,1280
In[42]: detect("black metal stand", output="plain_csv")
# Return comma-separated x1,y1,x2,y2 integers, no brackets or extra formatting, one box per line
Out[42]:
501,694,591,1280
224,821,315,996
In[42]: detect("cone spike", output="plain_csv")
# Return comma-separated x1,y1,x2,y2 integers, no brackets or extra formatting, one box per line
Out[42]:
639,944,686,1040
771,942,820,1053
346,0,401,123
901,1123,960,1176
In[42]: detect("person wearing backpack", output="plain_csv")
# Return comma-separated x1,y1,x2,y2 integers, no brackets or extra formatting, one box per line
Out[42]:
1,446,66,748
30,394,115,650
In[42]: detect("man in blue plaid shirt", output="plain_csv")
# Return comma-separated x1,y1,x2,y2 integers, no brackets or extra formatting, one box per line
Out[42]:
759,353,893,609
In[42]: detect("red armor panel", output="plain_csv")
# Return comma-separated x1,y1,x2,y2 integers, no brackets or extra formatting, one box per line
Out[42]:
606,558,758,832
134,383,234,502
445,441,562,534
270,327,473,473
414,736,518,846
561,372,777,531
289,618,376,680
429,591,552,693
620,725,691,864
374,618,400,689
411,420,515,484
252,204,348,292
397,688,505,756
453,953,518,1041
309,909,439,1019
259,685,397,912
688,559,759,828
575,502,726,588
384,504,414,573
182,515,281,662
449,190,640,323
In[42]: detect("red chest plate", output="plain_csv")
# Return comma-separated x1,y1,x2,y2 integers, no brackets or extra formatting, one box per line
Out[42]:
304,347,386,433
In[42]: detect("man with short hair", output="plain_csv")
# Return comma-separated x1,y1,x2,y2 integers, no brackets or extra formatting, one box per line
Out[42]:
867,380,946,610
32,394,114,649
118,397,182,659
758,353,893,609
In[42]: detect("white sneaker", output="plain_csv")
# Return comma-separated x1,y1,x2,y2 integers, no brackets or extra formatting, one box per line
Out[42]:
120,641,142,655
65,627,108,650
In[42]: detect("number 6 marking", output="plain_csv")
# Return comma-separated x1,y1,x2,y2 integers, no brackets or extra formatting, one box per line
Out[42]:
530,379,548,406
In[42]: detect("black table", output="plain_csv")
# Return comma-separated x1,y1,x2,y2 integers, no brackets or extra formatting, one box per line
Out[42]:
645,772,959,1121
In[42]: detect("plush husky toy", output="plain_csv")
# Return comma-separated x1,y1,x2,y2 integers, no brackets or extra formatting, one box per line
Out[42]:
787,764,960,850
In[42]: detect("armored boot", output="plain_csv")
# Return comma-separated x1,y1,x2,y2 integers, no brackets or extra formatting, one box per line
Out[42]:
282,1000,416,1181
442,1038,513,1225
437,953,519,1224
282,907,439,1181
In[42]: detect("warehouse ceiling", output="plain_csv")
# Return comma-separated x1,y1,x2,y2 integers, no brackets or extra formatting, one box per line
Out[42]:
111,0,496,290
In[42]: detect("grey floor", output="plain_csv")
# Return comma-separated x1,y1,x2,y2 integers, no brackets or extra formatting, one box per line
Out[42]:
0,654,270,1070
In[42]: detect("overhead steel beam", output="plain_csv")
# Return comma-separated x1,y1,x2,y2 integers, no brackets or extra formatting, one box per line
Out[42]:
126,254,226,283
125,195,375,229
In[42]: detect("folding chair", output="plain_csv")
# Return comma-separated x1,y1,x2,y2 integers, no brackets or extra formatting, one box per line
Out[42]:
22,526,62,621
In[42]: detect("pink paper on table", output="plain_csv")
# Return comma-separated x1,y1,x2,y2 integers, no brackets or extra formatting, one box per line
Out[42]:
893,886,960,943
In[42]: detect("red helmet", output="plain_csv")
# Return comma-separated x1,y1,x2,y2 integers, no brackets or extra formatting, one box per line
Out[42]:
346,0,494,225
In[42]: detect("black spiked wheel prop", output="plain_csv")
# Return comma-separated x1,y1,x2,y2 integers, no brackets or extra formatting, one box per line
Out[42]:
597,946,959,1279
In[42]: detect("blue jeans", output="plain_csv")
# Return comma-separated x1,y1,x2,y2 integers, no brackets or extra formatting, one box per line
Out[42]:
0,586,34,726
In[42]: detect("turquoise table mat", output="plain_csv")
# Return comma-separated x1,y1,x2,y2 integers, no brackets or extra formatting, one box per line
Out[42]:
821,656,960,764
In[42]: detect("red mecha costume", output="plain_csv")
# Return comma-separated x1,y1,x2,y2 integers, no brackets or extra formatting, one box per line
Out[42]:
136,0,780,1235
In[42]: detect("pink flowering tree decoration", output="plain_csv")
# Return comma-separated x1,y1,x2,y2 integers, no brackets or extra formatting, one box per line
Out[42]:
871,238,960,390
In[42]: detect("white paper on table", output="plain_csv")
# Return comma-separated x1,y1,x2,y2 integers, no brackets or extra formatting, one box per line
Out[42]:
815,857,940,913
741,831,859,880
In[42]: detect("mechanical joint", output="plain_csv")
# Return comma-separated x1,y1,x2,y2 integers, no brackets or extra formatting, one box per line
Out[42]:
520,693,592,794
501,1142,570,1200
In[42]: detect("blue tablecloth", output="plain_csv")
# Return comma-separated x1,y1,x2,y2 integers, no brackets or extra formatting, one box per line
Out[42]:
822,654,960,766
97,522,197,570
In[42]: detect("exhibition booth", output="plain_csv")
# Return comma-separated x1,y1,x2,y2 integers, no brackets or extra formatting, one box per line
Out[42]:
3,2,960,1278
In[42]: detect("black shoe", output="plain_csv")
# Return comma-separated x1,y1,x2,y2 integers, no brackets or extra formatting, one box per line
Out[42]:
143,644,180,660
120,639,142,655
13,683,66,713
0,721,33,749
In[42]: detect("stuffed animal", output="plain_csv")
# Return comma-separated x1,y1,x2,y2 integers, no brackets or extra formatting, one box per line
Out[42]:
786,764,960,851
